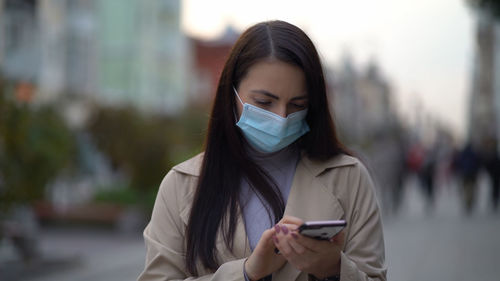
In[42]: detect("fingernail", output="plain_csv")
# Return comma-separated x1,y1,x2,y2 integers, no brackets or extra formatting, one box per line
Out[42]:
281,225,288,234
275,224,281,233
291,233,298,239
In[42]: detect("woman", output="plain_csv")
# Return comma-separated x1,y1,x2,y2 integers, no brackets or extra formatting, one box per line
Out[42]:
138,20,386,281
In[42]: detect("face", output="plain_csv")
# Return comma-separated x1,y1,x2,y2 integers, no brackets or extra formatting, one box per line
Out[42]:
235,59,308,118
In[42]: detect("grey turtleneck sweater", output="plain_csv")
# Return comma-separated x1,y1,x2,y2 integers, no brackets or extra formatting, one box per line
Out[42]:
239,144,300,251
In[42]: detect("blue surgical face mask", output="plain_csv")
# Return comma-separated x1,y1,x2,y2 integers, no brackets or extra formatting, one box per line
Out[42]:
234,87,310,153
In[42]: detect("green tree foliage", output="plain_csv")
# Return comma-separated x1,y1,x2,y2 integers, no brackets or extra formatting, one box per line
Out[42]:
86,104,207,195
0,82,76,214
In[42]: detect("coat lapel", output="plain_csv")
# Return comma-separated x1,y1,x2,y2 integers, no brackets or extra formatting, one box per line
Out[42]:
179,200,252,268
273,154,347,281
175,153,252,265
284,157,345,221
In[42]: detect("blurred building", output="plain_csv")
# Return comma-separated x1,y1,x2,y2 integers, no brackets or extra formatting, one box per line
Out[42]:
0,0,189,114
357,62,396,137
96,0,189,113
468,11,500,148
330,56,364,142
0,0,39,83
331,55,398,143
329,56,406,214
188,26,239,104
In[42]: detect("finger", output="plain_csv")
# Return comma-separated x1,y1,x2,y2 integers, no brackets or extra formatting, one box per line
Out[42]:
295,234,334,253
330,230,346,245
281,223,299,231
276,234,317,270
279,215,304,226
288,232,309,255
261,227,276,240
257,228,277,250
274,223,299,238
273,228,297,256
275,235,295,258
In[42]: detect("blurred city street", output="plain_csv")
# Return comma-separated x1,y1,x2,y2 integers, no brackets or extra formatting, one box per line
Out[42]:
1,1,499,281
2,174,499,281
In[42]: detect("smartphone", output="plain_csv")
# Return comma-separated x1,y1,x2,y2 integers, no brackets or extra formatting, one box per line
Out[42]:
298,220,347,240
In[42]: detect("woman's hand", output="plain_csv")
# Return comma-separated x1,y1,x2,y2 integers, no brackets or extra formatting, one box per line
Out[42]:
244,227,286,280
273,216,345,279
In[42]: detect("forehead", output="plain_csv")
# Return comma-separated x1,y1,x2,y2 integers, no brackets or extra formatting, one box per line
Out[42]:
239,59,307,97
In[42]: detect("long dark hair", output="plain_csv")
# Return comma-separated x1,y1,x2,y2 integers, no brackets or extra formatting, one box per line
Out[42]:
185,20,348,275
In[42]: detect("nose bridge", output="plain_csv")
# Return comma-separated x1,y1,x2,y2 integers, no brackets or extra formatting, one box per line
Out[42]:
277,104,287,118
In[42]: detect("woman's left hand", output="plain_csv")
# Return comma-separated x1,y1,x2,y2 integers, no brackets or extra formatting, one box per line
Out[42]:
274,216,345,279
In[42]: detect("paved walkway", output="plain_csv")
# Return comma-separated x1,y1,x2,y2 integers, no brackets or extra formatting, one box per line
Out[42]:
384,173,500,281
0,227,145,281
1,174,499,281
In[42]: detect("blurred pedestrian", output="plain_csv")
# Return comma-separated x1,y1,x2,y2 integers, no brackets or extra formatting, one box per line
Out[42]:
138,20,386,281
384,131,408,215
481,138,500,212
0,205,40,264
456,142,480,214
406,141,425,175
418,143,437,211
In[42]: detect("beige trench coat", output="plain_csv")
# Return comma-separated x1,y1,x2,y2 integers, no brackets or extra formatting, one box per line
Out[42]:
138,153,387,281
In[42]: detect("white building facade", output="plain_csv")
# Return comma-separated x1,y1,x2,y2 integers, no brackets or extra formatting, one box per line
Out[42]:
1,0,189,114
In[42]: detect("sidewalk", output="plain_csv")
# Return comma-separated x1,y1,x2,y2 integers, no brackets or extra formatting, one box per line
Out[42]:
1,173,499,281
0,227,145,281
384,173,500,281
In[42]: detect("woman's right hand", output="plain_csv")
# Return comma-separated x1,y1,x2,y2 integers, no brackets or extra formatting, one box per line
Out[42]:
244,226,286,280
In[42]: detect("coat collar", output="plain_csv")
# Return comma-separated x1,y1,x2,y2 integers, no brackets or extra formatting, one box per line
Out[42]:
172,151,357,178
172,152,204,176
300,152,358,177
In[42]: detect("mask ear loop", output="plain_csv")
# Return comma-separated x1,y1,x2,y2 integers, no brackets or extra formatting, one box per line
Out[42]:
233,86,243,122
233,86,244,105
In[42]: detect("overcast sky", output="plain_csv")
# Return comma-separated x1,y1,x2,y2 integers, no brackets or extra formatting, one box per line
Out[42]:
181,0,476,139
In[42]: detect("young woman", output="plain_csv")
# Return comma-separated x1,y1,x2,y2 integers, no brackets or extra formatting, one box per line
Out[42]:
138,20,386,281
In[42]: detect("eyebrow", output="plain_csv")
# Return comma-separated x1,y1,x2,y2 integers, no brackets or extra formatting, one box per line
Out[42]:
250,89,308,100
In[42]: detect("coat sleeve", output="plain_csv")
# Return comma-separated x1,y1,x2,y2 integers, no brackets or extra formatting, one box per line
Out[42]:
340,163,387,281
137,170,247,281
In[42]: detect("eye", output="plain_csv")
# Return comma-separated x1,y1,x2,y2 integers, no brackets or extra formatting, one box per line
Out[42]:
290,103,307,109
255,100,272,106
